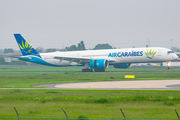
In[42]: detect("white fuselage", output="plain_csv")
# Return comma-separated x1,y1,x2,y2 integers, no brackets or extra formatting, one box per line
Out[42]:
37,47,178,66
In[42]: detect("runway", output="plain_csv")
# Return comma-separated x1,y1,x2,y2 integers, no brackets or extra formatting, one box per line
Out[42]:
0,71,179,73
34,80,180,90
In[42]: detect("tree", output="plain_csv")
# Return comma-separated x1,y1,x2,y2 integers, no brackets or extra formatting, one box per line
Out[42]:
0,49,3,54
65,45,78,51
78,41,86,50
171,47,180,52
0,57,6,64
35,46,44,53
93,43,113,50
65,41,86,51
3,48,14,54
45,48,57,53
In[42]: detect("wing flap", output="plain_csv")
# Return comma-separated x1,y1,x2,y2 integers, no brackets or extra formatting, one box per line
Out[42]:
54,56,117,63
54,56,91,63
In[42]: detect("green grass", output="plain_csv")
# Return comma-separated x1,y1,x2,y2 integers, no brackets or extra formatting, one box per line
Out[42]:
0,65,180,72
0,72,180,88
0,67,180,119
0,90,180,120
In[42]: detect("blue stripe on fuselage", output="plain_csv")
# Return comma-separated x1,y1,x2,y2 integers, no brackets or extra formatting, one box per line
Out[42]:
19,56,57,66
19,56,84,67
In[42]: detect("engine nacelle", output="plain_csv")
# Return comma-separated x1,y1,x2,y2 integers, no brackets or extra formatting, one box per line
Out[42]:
113,63,131,69
89,59,109,69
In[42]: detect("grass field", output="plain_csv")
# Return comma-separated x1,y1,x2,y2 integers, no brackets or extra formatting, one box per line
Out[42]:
0,65,180,72
0,66,180,120
0,66,180,88
0,72,180,88
0,90,180,120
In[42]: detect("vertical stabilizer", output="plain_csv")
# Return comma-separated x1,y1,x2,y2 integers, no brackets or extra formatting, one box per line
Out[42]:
14,34,41,58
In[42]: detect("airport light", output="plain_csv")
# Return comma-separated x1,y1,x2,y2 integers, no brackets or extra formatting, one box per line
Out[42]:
171,39,173,49
167,61,171,66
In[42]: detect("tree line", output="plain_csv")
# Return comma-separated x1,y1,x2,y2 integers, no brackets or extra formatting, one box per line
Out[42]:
0,41,114,64
1,41,180,54
0,41,114,54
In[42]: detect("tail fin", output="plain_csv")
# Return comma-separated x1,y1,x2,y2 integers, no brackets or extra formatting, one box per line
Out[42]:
14,34,41,58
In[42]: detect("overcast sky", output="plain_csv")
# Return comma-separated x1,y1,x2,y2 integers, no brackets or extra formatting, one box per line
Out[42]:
0,0,180,50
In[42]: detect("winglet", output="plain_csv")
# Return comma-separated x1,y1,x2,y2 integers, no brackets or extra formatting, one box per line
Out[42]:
14,34,41,58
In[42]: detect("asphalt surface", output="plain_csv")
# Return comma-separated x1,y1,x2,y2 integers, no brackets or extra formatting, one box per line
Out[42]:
33,80,180,90
0,70,179,90
0,71,180,73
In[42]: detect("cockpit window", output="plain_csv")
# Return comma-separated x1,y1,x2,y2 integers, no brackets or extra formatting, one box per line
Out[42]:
167,51,174,54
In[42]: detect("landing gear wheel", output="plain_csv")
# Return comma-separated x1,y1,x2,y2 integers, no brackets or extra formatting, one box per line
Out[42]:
166,67,170,70
94,69,105,72
82,69,93,72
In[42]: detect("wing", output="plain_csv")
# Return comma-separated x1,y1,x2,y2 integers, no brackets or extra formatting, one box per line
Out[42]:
54,56,117,63
54,56,91,63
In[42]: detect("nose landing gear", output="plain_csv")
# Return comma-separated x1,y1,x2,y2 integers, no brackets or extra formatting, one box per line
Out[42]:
166,61,171,70
166,66,170,70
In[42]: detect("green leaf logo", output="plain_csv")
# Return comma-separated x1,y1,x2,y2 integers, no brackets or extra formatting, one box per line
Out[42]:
18,41,33,50
144,49,156,59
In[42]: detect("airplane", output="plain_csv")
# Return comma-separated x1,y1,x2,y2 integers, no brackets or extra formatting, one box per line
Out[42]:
13,34,178,72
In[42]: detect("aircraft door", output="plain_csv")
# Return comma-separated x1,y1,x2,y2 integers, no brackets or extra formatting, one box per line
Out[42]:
158,49,161,56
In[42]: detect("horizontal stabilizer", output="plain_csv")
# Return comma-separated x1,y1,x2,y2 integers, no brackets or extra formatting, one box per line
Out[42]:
10,56,32,60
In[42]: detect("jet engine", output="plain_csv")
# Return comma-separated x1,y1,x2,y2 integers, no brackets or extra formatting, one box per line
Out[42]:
89,59,109,69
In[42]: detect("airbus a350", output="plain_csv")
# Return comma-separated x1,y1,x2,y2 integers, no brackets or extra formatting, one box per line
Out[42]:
13,34,178,72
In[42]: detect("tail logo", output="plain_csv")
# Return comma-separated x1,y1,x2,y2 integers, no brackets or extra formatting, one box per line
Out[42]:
18,41,36,55
144,49,156,59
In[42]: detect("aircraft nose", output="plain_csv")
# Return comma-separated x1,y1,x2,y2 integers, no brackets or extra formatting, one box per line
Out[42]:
173,54,179,60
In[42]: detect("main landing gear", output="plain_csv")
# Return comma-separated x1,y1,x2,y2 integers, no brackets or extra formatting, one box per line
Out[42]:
94,68,105,72
82,68,105,72
82,69,93,72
